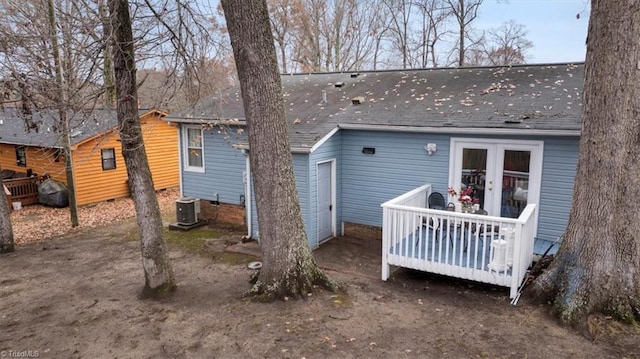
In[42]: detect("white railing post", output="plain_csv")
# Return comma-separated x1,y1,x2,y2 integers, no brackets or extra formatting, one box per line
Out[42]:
509,203,536,299
381,206,390,280
510,222,524,299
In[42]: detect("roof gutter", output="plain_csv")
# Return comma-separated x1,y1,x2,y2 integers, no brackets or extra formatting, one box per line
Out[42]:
164,118,247,126
0,140,64,149
233,143,312,154
337,123,581,137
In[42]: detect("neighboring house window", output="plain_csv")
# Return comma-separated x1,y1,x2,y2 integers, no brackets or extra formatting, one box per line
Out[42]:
101,148,116,170
53,148,62,163
184,126,204,172
15,146,26,167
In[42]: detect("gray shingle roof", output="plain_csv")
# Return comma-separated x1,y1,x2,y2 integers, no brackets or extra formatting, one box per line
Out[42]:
0,108,157,148
167,63,584,149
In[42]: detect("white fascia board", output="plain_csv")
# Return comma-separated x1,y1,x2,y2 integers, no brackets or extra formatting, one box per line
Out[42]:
309,127,339,153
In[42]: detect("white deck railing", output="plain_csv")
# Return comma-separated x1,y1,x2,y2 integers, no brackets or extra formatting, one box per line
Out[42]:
381,184,536,299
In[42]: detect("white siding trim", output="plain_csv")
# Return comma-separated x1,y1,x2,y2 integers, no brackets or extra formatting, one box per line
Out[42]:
178,124,184,196
309,127,339,153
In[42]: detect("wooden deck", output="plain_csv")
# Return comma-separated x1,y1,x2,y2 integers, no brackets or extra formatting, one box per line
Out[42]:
3,176,41,206
381,184,536,301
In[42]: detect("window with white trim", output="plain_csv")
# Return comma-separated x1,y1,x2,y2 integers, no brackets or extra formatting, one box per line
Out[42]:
101,148,116,170
183,126,204,172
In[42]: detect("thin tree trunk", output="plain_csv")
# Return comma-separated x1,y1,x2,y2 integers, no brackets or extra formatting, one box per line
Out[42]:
280,44,288,74
61,129,79,227
99,0,116,108
108,0,176,298
458,23,464,66
221,0,336,301
47,0,79,227
530,0,640,330
0,189,15,254
373,36,382,70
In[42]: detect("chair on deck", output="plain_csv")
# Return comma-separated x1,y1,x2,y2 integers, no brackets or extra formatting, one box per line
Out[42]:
428,192,446,210
419,192,448,247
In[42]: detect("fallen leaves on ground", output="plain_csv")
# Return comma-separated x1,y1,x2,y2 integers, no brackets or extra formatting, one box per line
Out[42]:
10,188,180,245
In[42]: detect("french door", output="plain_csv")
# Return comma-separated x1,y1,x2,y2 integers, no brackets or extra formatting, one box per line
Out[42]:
449,138,543,219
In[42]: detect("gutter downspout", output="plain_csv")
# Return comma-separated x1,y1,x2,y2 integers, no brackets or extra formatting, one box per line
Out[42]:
243,149,252,240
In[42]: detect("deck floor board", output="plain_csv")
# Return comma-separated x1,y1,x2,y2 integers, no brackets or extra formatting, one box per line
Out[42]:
389,226,513,274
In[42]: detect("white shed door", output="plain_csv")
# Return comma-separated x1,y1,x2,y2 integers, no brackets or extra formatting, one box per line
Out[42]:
317,161,333,242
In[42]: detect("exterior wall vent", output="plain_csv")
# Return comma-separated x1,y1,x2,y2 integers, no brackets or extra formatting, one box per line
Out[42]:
351,96,365,105
350,73,359,78
334,82,344,88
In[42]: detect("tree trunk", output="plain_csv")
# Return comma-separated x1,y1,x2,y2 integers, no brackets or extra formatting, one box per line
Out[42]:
108,0,176,298
61,120,79,227
0,188,15,254
221,0,336,301
530,0,640,328
99,0,116,108
47,0,79,227
458,22,465,67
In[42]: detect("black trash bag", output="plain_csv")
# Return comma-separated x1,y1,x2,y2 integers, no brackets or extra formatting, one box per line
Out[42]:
38,179,69,208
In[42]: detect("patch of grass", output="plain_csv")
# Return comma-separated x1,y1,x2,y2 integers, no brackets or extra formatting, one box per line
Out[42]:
164,228,222,254
166,227,224,240
163,227,256,266
125,228,139,242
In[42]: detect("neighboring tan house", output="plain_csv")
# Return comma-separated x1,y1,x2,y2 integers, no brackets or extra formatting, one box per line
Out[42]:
0,108,179,205
167,63,583,299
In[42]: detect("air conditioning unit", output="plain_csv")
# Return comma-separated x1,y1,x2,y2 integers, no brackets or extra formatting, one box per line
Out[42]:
176,197,200,225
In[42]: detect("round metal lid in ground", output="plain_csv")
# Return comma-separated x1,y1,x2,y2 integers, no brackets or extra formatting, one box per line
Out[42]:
247,261,262,270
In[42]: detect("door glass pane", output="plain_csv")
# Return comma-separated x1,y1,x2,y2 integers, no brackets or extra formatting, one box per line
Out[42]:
461,148,486,208
186,128,203,168
501,150,530,218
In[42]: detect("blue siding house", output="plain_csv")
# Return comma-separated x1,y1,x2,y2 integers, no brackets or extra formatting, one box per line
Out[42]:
166,63,582,261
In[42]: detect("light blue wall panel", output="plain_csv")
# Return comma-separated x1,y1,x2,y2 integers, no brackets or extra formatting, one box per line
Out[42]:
341,131,579,252
537,137,579,244
341,130,450,226
182,124,579,253
308,131,342,248
249,153,310,240
294,154,310,238
181,125,247,204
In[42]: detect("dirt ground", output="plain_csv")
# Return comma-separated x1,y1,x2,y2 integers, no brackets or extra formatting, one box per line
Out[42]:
1,192,639,358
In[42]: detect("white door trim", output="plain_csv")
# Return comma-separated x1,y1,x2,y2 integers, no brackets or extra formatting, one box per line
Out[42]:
316,159,336,246
448,137,544,237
